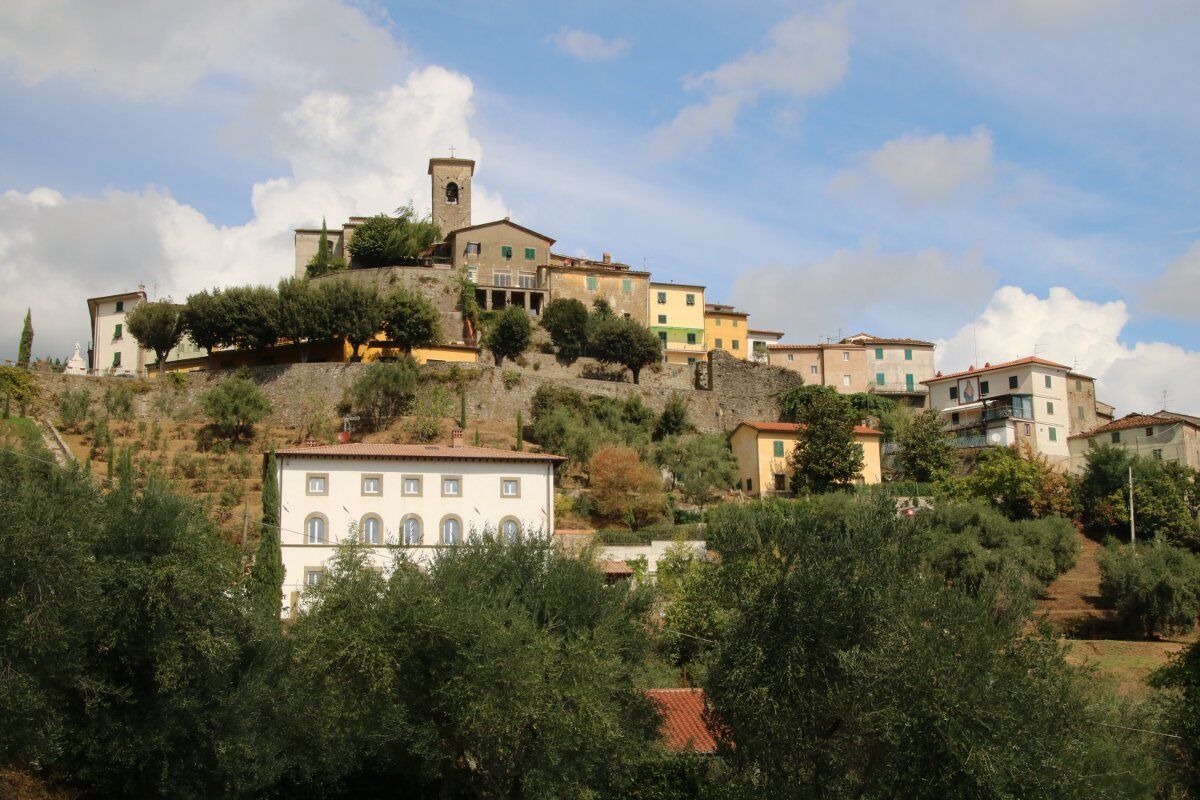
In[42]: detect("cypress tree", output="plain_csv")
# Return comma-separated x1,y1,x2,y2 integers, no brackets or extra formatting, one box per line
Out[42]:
17,309,33,368
459,389,468,429
250,449,284,621
516,410,524,451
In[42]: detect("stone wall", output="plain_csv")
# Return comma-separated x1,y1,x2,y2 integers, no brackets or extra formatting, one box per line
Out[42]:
34,349,804,437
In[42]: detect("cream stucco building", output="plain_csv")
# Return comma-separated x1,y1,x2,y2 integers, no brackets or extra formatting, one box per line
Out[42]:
86,290,207,376
767,343,869,393
649,282,706,365
924,357,1102,467
1068,411,1200,473
841,333,934,408
547,252,651,325
730,421,883,495
274,437,564,617
748,329,784,363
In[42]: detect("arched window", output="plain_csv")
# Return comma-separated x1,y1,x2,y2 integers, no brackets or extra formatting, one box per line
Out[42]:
361,515,382,545
441,516,462,546
500,517,520,544
402,515,422,546
445,182,459,205
305,514,327,545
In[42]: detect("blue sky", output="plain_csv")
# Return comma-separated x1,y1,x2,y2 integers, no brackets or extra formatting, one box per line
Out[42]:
1,0,1198,412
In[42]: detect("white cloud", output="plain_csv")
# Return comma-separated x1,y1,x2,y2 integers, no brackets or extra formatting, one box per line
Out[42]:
0,0,402,99
832,127,995,206
548,28,630,62
937,286,1200,414
728,241,995,343
0,67,507,362
649,4,850,155
1145,242,1200,319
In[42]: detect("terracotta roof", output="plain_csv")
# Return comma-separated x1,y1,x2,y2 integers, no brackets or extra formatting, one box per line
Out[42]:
737,421,884,437
1156,410,1200,426
274,443,566,462
768,342,864,350
841,332,935,347
923,356,1072,384
601,560,634,576
704,303,748,316
767,343,821,350
748,328,785,336
1069,412,1190,439
645,689,717,753
447,218,556,243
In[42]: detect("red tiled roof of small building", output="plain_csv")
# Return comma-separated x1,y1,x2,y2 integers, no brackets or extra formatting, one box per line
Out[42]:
601,560,634,575
841,332,935,347
1068,412,1185,439
274,442,566,462
645,689,717,753
923,356,1072,384
737,421,884,437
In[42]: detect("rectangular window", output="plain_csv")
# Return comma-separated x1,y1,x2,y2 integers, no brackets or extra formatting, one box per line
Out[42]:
1044,375,1052,388
905,373,914,391
1049,428,1058,442
361,474,382,496
686,294,695,306
904,348,912,361
306,474,328,496
949,386,958,400
658,331,667,343
687,357,696,365
715,338,723,349
809,365,817,375
493,271,512,287
112,352,121,367
466,268,477,283
1008,375,1018,390
622,278,632,293
657,291,667,304
657,315,667,324
746,478,752,493
524,247,536,260
518,273,536,289
1111,432,1121,443
501,478,520,497
402,475,422,496
773,473,787,492
466,241,481,255
876,372,885,385
773,440,785,458
732,319,739,328
875,347,884,359
980,380,990,396
1153,449,1163,460
842,374,851,386
115,300,124,312
113,323,123,340
951,412,960,424
441,476,462,497
732,340,739,350
304,568,324,587
1075,378,1083,391
1078,405,1085,420
786,354,794,362
501,245,513,259
842,351,850,362
686,332,697,345
1047,401,1055,414
586,276,599,291
714,318,722,327
1146,426,1155,437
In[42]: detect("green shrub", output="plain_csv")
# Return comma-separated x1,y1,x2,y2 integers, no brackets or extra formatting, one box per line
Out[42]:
57,386,91,432
1099,541,1200,637
408,386,450,443
502,369,522,389
343,358,419,430
200,377,271,442
102,383,134,421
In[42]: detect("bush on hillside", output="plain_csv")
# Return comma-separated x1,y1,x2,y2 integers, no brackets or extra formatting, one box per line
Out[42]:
589,445,668,530
941,443,1072,520
200,376,271,442
1099,541,1200,637
343,357,419,431
57,386,91,433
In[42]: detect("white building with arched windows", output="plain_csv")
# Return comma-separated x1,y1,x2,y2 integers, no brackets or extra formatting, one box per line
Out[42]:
274,436,564,617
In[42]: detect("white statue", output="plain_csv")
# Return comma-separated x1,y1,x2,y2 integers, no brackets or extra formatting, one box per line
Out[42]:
65,342,87,375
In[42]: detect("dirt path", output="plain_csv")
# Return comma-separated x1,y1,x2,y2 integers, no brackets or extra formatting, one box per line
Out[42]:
1035,533,1114,637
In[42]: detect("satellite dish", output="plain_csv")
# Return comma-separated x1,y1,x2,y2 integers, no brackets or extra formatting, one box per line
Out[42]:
989,432,1001,443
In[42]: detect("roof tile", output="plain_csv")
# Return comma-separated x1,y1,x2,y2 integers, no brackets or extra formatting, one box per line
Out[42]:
645,689,717,753
274,442,565,462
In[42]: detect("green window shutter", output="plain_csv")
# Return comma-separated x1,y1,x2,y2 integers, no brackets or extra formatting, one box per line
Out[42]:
524,247,536,260
875,347,883,359
1047,401,1054,414
905,373,914,390
773,440,784,457
115,300,124,312
657,315,667,324
657,292,666,304
1049,428,1057,442
586,276,598,290
501,246,512,259
658,331,667,343
1045,375,1052,388
715,338,723,348
114,323,122,339
687,333,696,345
876,372,885,385
686,294,695,306
904,348,912,360
622,278,632,293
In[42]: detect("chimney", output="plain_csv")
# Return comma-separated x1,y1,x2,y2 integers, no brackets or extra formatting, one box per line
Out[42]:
451,428,464,448
602,252,612,265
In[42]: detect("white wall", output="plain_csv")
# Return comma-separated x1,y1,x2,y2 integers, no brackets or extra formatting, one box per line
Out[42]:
278,454,556,612
91,295,145,375
599,540,707,579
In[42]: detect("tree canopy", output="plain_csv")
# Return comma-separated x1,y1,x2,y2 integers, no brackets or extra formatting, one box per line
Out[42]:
346,206,441,268
16,309,32,368
483,305,532,367
895,409,952,482
788,388,864,492
540,298,590,362
319,280,382,361
276,277,330,362
305,217,346,277
591,316,661,384
381,286,441,354
125,300,183,374
200,376,271,442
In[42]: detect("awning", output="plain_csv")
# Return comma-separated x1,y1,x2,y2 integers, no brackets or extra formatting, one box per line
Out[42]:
939,402,983,414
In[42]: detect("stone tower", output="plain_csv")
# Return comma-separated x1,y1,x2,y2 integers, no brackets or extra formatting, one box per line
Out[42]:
428,157,474,239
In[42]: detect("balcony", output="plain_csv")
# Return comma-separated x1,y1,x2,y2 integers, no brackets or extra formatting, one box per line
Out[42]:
947,434,988,449
870,382,928,396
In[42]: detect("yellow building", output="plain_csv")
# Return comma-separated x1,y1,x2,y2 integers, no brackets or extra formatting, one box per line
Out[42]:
649,282,706,365
547,252,650,324
703,303,749,360
730,421,883,494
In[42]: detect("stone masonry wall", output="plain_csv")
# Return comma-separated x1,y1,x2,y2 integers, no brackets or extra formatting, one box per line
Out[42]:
35,350,804,436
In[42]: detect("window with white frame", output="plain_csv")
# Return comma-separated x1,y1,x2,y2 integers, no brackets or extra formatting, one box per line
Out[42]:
306,474,328,495
402,476,422,496
501,478,520,497
402,516,422,546
361,516,381,545
842,374,851,386
442,476,462,497
786,354,794,362
500,518,520,543
305,515,326,544
361,474,381,496
304,568,324,587
442,517,462,545
810,365,818,375
842,351,850,361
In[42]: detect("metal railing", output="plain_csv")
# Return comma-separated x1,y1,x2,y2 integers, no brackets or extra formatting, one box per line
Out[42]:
870,382,928,395
946,434,988,449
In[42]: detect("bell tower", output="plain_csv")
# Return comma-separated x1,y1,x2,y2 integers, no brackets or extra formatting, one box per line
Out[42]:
428,155,475,239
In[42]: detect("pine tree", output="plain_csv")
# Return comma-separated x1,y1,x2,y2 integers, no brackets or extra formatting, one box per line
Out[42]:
250,449,284,621
17,309,33,368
